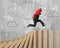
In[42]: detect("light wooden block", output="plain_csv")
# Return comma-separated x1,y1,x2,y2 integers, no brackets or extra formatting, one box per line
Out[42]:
19,36,27,48
33,30,38,48
49,31,54,48
9,39,18,48
23,35,30,48
0,42,7,48
43,30,48,48
28,32,33,48
14,38,23,48
38,30,43,48
4,40,12,48
56,31,59,48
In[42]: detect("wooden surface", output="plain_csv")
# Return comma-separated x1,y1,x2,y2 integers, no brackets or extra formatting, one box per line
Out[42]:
49,31,54,48
38,30,43,48
43,30,48,48
56,31,59,48
28,32,33,48
33,31,38,48
0,30,60,48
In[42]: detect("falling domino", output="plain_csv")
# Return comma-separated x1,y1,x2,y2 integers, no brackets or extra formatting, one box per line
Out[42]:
4,40,12,48
0,30,60,48
19,36,27,48
14,38,23,48
9,39,18,48
23,34,30,48
28,32,34,48
0,41,7,48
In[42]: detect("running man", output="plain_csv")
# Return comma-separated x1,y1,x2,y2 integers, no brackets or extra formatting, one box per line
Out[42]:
27,8,45,27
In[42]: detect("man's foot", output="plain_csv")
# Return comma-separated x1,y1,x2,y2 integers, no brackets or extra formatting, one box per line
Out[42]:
43,24,45,27
27,25,29,28
43,26,46,29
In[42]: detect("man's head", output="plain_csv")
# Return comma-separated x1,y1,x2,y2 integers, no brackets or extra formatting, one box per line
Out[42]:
39,8,42,12
34,8,42,15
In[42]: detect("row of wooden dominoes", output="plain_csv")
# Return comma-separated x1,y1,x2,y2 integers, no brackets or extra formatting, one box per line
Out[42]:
0,30,59,48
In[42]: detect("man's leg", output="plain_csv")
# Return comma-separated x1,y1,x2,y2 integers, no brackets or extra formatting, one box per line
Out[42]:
37,20,45,26
27,20,37,27
27,24,35,27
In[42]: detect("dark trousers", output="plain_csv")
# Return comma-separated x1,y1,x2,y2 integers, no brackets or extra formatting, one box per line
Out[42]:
27,16,45,27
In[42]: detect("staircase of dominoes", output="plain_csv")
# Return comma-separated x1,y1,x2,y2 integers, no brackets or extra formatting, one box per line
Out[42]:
0,30,59,48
